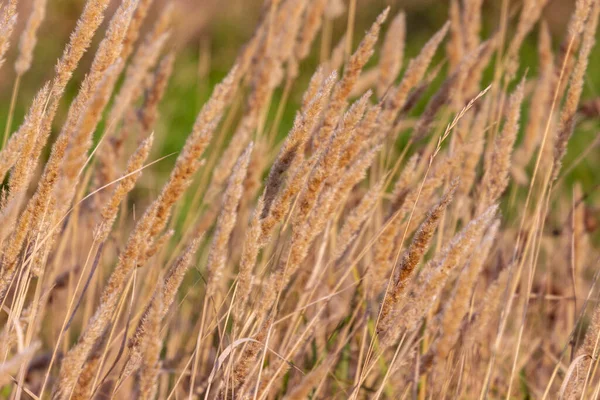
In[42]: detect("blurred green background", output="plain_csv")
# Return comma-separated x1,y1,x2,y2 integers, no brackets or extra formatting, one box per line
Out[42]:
0,0,598,207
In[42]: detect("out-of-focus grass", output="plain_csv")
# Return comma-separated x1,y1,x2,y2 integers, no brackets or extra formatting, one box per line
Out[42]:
0,0,598,208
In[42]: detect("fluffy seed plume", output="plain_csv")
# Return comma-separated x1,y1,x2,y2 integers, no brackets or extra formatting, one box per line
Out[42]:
206,143,254,297
552,0,599,180
478,79,525,212
381,22,449,127
377,10,405,98
0,0,17,69
394,204,498,339
95,134,154,242
334,177,385,260
312,7,388,149
429,220,499,360
262,70,337,216
15,0,47,75
295,0,328,60
377,180,458,338
137,287,163,400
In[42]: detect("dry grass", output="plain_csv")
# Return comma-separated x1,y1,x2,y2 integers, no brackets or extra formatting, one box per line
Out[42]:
0,0,598,398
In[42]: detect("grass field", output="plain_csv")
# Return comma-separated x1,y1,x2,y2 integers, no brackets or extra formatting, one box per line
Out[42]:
0,0,599,398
